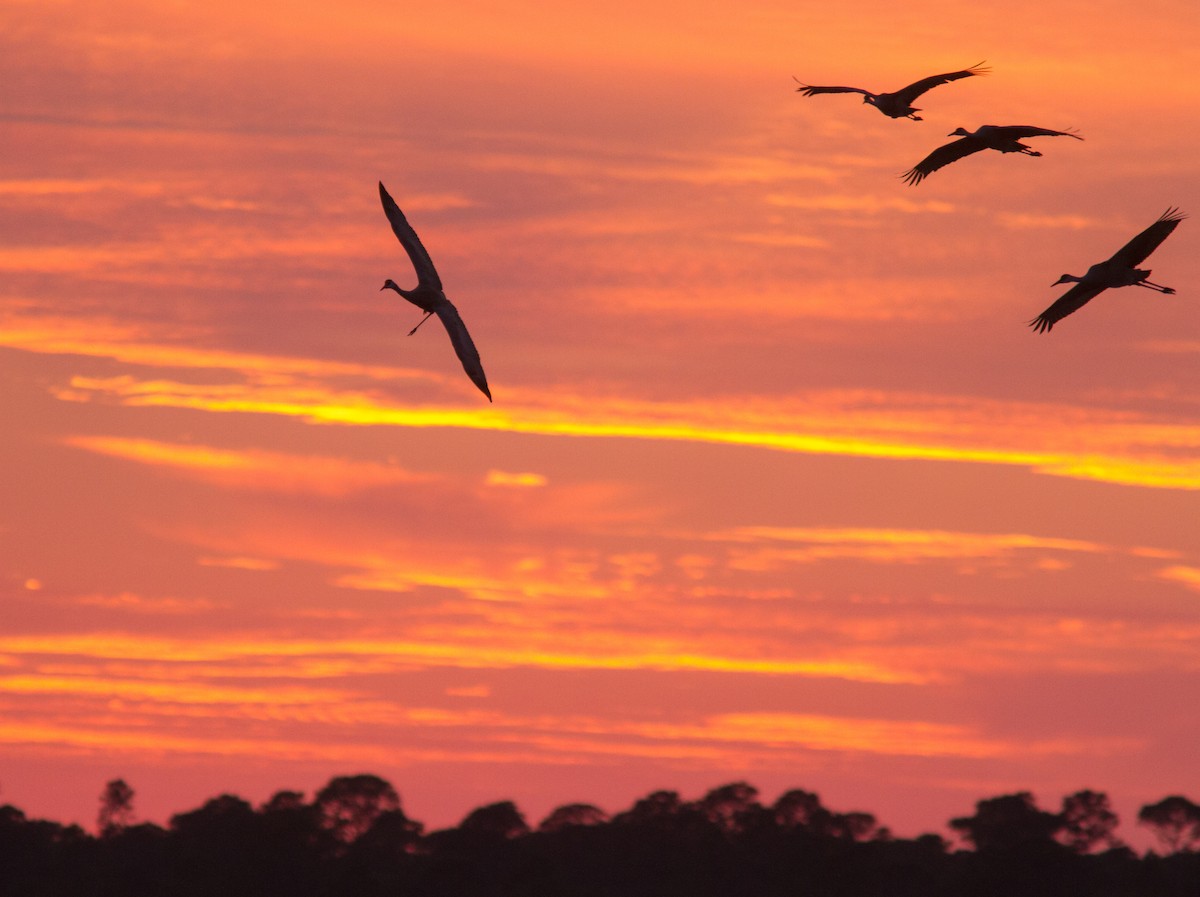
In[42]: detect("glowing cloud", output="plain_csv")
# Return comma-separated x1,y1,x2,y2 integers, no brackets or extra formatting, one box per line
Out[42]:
64,435,436,495
44,367,1200,492
485,470,549,488
711,526,1108,562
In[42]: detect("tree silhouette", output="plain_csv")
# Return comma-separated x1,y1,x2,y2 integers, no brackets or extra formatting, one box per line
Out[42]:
458,800,530,840
1138,795,1200,854
313,774,401,847
830,810,883,842
538,802,609,832
97,778,135,838
259,789,307,814
618,789,684,823
6,777,1200,896
1058,789,1121,853
949,792,1063,853
0,804,88,897
696,781,765,834
772,788,836,834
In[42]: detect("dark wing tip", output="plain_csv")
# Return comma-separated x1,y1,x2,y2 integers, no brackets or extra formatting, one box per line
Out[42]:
1029,315,1053,333
1160,206,1188,224
379,180,399,210
900,167,925,186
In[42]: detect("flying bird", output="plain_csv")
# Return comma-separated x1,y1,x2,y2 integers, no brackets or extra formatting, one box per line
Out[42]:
902,125,1082,185
1030,208,1186,333
378,180,492,401
794,62,988,121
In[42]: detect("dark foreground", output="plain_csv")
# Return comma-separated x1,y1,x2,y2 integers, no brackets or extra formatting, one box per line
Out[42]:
5,777,1199,897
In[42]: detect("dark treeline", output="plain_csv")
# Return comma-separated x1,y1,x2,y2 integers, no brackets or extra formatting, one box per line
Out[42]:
4,776,1200,897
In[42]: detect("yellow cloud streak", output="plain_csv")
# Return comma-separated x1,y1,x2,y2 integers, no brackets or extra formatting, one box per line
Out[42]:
0,317,406,382
65,435,433,495
714,526,1110,561
9,313,1200,491
0,632,927,684
511,715,1142,764
1158,565,1200,590
77,373,1200,490
0,673,348,706
0,720,440,765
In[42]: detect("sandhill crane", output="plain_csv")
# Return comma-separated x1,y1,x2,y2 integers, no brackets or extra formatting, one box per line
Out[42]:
1030,208,1186,333
794,62,988,121
378,181,492,401
902,125,1082,185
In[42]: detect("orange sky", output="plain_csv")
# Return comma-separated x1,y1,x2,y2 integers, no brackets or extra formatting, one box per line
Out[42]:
1,0,1198,844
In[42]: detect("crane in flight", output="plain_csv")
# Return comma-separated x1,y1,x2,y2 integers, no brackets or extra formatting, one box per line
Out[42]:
1030,208,1186,333
794,62,988,121
378,181,492,401
902,125,1082,185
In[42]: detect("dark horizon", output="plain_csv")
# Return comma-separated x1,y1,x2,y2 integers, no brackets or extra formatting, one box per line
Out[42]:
5,775,1199,897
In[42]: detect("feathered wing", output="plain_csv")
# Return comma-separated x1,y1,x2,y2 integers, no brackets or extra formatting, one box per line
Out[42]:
1108,207,1186,268
1029,282,1106,333
379,181,443,291
902,136,982,185
903,126,1081,185
891,62,989,104
793,79,872,98
435,300,492,401
987,125,1083,141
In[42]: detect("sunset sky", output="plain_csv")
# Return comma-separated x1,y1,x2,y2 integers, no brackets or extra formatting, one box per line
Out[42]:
2,0,1199,844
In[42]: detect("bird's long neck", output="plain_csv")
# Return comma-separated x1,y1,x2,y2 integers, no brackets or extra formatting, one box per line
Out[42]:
382,278,441,315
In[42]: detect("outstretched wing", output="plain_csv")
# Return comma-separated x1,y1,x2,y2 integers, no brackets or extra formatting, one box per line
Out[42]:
793,78,871,98
1107,207,1186,268
901,136,982,185
891,62,989,105
379,181,443,291
435,300,492,401
987,125,1083,141
1029,282,1107,333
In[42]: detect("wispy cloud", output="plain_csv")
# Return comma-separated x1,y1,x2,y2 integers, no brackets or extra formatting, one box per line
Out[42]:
709,526,1109,562
46,365,1200,491
996,212,1096,230
767,193,955,214
5,305,1198,490
65,436,437,495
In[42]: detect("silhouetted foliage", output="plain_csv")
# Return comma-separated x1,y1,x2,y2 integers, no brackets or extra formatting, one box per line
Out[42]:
696,780,764,833
949,791,1064,853
832,810,885,841
2,780,1199,896
616,788,684,824
97,779,135,838
1059,788,1122,853
538,802,609,832
458,799,531,840
1139,795,1200,854
313,773,401,847
773,787,837,833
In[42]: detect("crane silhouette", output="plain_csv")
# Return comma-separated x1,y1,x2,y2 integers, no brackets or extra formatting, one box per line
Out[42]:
1030,208,1186,333
902,125,1082,185
794,62,988,121
378,181,492,401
